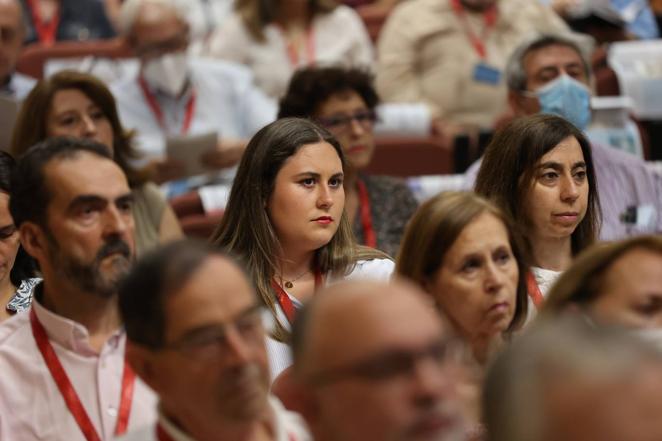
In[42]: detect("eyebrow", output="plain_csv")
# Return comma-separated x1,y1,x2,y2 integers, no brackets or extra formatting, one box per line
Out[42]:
67,192,134,211
538,161,586,171
293,172,344,179
176,303,263,340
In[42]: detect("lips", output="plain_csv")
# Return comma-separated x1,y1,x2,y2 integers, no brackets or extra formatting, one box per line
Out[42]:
313,216,334,225
347,144,367,154
553,212,580,224
488,302,509,314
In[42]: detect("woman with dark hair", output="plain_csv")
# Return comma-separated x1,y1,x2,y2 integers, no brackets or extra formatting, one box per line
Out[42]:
397,191,528,365
278,66,418,257
475,114,601,306
210,117,392,377
206,0,373,98
0,152,38,321
10,70,182,256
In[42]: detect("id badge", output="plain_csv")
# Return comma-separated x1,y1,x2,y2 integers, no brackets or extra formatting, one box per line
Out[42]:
473,62,501,85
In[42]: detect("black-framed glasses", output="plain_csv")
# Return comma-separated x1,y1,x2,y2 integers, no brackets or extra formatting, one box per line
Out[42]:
316,110,378,134
306,338,465,386
160,303,266,361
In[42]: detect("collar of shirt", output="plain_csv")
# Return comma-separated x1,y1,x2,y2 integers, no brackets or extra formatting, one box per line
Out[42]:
31,286,124,356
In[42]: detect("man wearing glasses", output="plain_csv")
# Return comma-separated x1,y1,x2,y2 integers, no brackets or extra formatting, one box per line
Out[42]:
289,280,468,441
118,240,311,441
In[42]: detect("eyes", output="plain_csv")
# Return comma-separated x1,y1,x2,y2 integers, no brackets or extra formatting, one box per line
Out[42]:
74,198,134,223
298,175,344,189
460,247,513,274
538,168,587,185
55,107,108,129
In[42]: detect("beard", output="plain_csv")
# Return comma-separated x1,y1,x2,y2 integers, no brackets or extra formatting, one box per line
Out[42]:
46,234,133,298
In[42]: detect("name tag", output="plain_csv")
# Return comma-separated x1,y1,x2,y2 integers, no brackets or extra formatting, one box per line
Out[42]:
473,62,501,85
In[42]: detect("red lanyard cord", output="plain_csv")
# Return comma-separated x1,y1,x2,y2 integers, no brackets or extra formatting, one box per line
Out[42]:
356,178,376,248
450,0,498,59
30,307,136,441
138,76,196,135
26,0,59,45
526,271,544,309
277,25,316,68
271,267,323,325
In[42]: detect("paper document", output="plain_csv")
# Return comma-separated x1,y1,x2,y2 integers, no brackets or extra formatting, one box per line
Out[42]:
166,131,218,177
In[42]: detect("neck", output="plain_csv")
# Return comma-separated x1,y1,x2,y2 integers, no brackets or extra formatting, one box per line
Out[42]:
162,404,274,441
277,247,316,280
530,235,573,272
275,2,310,27
40,281,121,350
344,167,358,189
469,333,503,365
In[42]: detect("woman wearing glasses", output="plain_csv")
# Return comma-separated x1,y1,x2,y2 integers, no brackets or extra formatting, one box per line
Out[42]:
278,67,418,257
210,117,393,378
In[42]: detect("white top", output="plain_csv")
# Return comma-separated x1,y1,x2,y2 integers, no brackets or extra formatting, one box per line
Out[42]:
3,72,36,100
110,58,277,165
526,266,563,324
205,6,374,98
266,258,394,379
117,396,311,441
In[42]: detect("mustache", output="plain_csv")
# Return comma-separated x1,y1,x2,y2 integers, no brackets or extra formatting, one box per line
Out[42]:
96,239,132,261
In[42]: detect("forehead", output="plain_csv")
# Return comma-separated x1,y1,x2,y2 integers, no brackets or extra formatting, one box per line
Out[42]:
163,256,256,336
279,142,342,174
310,290,443,366
445,212,509,259
133,4,186,43
0,0,21,29
315,90,368,117
50,89,96,113
538,136,585,164
44,152,128,206
604,248,662,291
523,44,584,72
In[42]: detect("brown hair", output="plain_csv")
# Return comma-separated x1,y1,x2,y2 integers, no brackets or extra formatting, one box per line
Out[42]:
210,117,386,342
235,0,337,41
396,191,528,334
10,70,147,186
474,114,601,262
541,235,662,317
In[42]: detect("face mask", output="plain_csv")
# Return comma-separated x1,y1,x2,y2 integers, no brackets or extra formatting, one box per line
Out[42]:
142,52,189,96
631,327,662,352
535,74,592,131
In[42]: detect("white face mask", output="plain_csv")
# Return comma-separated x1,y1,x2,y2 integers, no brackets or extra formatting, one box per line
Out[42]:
632,327,662,352
142,52,190,96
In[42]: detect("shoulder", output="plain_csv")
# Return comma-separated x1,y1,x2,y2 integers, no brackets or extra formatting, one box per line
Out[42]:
133,182,167,206
270,396,312,441
345,258,395,282
191,58,256,86
320,5,363,23
363,175,411,194
0,311,31,348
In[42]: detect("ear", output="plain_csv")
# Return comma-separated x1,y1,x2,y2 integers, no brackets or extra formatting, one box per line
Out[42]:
19,222,48,262
507,90,525,115
125,341,161,393
271,367,320,424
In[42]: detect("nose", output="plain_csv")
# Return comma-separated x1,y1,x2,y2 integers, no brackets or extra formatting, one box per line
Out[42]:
103,205,131,238
484,261,505,295
560,175,580,204
349,117,366,137
80,115,98,139
316,183,334,209
224,326,252,365
411,357,448,405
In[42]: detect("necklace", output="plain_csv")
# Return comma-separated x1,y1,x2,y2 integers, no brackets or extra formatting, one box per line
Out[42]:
279,268,310,289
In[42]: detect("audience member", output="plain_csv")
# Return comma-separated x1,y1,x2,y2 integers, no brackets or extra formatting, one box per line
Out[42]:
278,67,418,257
484,318,662,441
206,0,373,99
19,0,116,45
290,279,467,441
118,240,311,441
0,152,38,321
211,118,393,377
541,235,662,329
0,0,36,99
112,0,275,184
397,191,528,365
475,114,601,303
10,70,182,256
0,137,157,441
375,0,567,135
465,33,662,240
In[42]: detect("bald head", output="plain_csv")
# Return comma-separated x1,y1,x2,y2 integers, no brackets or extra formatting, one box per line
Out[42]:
0,0,24,83
291,280,466,441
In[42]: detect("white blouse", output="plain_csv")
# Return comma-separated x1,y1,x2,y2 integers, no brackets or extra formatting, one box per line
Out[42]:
205,5,374,98
266,258,394,379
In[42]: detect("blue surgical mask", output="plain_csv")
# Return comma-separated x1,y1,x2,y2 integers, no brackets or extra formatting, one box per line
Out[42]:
534,74,592,131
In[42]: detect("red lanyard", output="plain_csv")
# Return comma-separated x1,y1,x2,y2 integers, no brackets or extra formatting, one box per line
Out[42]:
277,25,316,68
27,0,60,45
138,76,196,135
356,178,376,248
271,267,323,325
526,271,544,309
156,422,298,441
29,307,136,441
450,0,497,59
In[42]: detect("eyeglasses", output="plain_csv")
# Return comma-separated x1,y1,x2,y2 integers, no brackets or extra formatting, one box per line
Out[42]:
160,304,265,361
134,34,189,59
307,338,465,386
316,110,378,134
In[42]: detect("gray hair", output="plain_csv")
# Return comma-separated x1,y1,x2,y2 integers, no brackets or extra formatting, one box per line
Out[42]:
117,0,188,36
505,33,593,92
483,318,662,441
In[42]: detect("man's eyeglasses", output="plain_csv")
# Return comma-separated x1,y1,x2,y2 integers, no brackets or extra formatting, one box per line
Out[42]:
306,338,465,386
134,34,189,59
317,110,378,134
159,304,265,361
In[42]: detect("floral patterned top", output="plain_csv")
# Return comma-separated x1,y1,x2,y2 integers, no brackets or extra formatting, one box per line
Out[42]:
5,278,41,315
